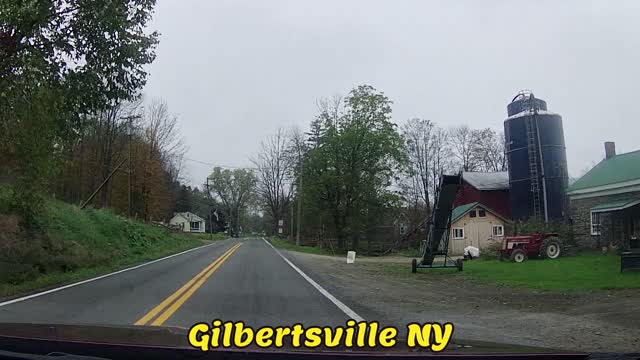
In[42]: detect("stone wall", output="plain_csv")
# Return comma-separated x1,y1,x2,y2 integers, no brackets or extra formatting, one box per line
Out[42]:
569,190,640,248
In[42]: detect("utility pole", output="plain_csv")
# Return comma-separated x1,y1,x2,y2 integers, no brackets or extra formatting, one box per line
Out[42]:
82,113,139,212
205,178,213,241
237,207,241,238
128,116,132,217
296,166,303,245
122,115,140,218
81,158,128,209
290,204,294,240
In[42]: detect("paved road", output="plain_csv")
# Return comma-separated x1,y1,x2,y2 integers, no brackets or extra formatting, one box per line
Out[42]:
0,238,352,328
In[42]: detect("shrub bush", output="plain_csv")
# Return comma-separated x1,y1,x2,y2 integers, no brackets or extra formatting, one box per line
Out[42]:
480,241,503,260
510,218,574,246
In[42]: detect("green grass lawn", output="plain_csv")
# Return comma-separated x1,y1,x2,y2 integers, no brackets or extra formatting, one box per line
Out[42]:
388,248,422,258
267,237,338,256
347,251,640,291
463,252,640,290
0,195,215,298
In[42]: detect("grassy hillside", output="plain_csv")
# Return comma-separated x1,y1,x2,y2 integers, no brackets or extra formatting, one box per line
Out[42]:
0,190,223,298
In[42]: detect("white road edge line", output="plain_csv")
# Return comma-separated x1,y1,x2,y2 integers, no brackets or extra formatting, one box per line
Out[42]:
0,241,224,307
262,238,364,322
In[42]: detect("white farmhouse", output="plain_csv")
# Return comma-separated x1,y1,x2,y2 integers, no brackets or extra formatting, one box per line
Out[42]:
169,212,206,233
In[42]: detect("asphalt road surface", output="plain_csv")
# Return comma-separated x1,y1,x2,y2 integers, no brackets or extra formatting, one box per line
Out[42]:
0,238,354,328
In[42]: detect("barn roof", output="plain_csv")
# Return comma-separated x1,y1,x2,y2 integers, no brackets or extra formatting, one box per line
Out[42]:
462,171,509,191
568,149,640,194
451,202,508,223
451,202,478,222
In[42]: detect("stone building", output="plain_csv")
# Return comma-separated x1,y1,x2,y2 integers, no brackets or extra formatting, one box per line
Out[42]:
567,142,640,250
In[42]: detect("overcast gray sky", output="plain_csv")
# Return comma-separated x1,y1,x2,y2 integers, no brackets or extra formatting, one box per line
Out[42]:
143,0,640,187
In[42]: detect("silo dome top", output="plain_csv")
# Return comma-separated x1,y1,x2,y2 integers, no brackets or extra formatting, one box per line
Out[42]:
507,90,548,116
511,90,535,102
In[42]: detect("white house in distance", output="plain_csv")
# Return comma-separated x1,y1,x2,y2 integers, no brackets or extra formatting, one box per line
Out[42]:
169,212,206,233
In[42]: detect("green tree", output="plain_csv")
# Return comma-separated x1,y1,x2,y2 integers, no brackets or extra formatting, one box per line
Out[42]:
303,85,406,249
206,167,257,237
1,0,159,225
1,0,158,110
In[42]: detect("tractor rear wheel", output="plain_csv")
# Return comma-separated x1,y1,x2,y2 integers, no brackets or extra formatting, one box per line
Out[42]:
542,238,562,259
510,249,527,263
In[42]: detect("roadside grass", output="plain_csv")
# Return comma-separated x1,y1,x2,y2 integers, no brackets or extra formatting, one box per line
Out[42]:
178,232,228,241
462,252,640,290
335,251,640,291
0,246,199,299
266,237,338,256
0,196,215,298
387,248,422,258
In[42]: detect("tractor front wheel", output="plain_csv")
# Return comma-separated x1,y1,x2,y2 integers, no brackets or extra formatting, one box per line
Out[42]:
542,238,562,259
510,249,528,263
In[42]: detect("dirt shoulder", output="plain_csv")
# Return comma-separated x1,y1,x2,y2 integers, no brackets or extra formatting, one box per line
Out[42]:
284,251,640,353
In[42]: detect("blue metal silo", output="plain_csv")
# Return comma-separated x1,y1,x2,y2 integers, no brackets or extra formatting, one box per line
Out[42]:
504,91,568,222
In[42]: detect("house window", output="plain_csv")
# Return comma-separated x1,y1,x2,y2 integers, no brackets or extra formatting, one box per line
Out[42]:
590,211,601,236
492,225,504,237
469,210,477,218
452,227,464,239
478,209,486,217
190,221,200,231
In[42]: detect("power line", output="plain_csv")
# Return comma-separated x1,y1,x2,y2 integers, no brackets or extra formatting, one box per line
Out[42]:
182,157,257,170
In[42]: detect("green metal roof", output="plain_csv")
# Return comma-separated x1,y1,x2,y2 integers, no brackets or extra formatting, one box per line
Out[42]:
568,150,640,192
591,198,640,213
451,202,479,222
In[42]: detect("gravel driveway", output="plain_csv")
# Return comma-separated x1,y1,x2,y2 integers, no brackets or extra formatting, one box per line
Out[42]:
284,251,640,353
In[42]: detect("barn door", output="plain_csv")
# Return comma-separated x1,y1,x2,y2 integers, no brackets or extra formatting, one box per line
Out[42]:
466,222,479,249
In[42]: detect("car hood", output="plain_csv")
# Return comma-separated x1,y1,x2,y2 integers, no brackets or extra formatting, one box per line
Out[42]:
0,322,581,354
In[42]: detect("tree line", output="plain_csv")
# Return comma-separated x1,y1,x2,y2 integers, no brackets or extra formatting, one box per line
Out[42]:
0,1,197,229
0,2,506,249
1,1,250,234
244,85,507,250
52,98,187,222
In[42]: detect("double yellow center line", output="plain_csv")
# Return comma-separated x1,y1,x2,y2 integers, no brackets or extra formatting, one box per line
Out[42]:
135,242,242,326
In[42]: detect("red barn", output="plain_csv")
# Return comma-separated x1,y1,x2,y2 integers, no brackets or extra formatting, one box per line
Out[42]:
453,172,511,219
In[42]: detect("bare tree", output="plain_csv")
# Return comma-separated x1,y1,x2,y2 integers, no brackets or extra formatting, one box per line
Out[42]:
496,131,508,171
307,96,343,149
398,170,423,215
139,98,185,220
251,128,294,235
72,99,143,208
95,101,134,207
143,99,184,158
450,125,482,172
474,128,507,172
401,118,435,210
430,126,453,200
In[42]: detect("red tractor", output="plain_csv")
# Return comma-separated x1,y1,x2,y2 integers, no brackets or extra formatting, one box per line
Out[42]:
497,233,563,263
